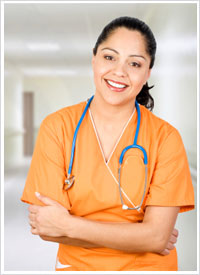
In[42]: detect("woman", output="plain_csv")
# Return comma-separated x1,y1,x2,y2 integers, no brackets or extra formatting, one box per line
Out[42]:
21,16,194,271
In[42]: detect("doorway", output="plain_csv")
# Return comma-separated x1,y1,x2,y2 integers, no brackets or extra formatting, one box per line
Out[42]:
23,92,34,156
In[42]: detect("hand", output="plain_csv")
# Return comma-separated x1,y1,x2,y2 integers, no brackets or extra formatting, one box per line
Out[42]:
29,192,71,237
160,228,178,256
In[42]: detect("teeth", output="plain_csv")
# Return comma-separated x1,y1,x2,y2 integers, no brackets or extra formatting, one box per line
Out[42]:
107,80,126,88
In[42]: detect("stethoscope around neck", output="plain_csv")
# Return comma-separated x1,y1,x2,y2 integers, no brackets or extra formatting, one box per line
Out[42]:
63,95,148,211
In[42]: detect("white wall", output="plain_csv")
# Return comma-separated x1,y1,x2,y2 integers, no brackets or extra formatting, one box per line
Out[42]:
4,62,24,170
23,74,94,142
151,27,197,170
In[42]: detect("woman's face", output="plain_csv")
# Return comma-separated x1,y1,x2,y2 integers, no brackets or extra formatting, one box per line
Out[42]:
92,27,151,106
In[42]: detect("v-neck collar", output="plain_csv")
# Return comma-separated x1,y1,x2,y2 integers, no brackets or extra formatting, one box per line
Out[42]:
88,107,142,212
89,107,136,165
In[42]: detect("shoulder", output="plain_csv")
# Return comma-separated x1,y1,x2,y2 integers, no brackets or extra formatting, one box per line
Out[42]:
140,105,182,146
41,100,87,130
37,100,87,143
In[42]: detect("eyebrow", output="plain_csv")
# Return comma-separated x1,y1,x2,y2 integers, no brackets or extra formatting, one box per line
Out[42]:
101,47,146,61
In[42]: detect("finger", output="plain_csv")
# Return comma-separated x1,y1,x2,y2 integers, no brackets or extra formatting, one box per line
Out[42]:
166,242,175,250
28,212,36,221
29,204,41,214
40,235,53,241
31,226,38,235
172,228,179,237
169,234,177,244
29,220,36,228
35,192,58,206
160,249,170,256
28,217,36,227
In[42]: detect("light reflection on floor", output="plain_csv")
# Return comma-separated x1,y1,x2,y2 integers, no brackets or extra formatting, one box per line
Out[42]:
4,160,197,271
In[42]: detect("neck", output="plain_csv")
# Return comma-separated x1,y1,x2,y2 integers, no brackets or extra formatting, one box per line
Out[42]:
90,92,136,125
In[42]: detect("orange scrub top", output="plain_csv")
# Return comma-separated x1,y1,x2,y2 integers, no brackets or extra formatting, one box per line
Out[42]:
21,99,195,271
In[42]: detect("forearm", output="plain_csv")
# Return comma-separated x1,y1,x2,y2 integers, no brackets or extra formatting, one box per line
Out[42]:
67,217,164,253
30,196,179,254
40,235,98,248
41,221,160,253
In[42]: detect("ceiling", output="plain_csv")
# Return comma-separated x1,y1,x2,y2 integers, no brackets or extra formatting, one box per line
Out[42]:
4,2,197,76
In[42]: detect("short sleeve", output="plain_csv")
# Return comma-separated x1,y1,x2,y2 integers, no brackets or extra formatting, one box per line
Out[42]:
21,116,71,210
145,129,195,213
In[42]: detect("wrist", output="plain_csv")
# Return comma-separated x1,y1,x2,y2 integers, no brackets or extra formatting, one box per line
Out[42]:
64,214,80,239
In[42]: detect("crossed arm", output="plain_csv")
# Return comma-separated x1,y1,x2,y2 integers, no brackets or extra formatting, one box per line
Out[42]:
29,192,179,255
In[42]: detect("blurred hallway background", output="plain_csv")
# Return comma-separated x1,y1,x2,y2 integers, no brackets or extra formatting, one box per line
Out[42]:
4,2,197,271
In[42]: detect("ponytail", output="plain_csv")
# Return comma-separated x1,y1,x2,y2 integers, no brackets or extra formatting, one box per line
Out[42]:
136,82,154,111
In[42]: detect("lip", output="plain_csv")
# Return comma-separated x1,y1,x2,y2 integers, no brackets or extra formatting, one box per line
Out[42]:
104,79,129,93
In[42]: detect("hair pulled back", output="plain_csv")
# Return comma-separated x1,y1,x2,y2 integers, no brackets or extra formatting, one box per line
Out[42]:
93,16,157,111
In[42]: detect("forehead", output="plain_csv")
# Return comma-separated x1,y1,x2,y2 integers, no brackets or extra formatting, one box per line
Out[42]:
100,27,147,54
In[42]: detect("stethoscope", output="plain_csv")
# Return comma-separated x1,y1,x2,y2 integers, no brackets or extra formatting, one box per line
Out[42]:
63,95,148,211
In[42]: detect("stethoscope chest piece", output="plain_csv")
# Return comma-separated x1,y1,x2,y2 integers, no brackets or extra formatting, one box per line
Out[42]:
63,175,75,191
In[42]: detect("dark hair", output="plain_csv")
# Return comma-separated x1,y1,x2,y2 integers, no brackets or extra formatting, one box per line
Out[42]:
93,16,157,111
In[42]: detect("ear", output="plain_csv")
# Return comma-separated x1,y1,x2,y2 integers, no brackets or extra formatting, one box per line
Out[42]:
91,53,96,70
147,68,151,79
92,53,95,65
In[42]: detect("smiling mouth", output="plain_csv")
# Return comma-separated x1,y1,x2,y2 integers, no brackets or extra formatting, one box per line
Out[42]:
105,79,129,92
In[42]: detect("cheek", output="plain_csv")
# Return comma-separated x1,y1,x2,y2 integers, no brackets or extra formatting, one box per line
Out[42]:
93,62,109,81
129,74,144,87
130,70,149,86
93,68,104,88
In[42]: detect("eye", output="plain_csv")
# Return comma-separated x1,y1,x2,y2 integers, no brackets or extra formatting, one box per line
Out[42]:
104,55,114,61
130,62,140,68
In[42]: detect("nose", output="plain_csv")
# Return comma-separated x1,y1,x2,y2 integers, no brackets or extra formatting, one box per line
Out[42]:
112,61,127,77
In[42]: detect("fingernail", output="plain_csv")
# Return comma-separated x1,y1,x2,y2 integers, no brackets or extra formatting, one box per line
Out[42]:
35,192,40,197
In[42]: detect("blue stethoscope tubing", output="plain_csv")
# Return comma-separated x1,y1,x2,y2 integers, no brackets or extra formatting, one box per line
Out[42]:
64,95,148,211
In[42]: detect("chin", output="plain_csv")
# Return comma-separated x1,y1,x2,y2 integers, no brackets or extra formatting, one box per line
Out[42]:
102,93,133,107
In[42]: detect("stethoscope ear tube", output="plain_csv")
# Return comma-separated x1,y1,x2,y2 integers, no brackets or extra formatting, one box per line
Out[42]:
118,164,148,211
68,96,94,176
64,96,94,191
118,100,148,211
64,96,148,212
119,145,148,165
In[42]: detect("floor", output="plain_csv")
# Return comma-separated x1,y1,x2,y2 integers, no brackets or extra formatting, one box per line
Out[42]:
3,159,198,271
4,159,58,271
